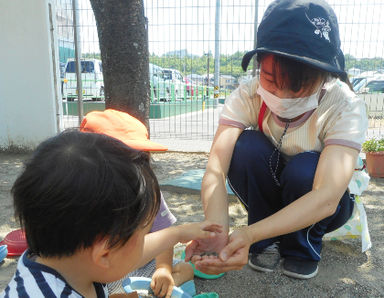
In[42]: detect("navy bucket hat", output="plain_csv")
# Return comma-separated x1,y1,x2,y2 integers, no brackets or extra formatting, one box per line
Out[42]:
242,0,346,76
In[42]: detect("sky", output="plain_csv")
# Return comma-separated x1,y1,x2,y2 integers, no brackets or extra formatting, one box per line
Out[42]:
74,0,384,59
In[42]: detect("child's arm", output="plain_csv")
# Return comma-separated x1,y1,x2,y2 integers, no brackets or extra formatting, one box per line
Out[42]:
140,221,221,268
109,294,138,298
150,248,174,297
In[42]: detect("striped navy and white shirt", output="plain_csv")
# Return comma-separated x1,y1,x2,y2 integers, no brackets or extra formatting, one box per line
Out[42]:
1,250,108,298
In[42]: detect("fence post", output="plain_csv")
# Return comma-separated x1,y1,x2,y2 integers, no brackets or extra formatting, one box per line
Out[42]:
252,0,259,77
72,0,83,124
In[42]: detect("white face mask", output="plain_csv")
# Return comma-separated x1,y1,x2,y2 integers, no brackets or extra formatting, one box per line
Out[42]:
257,84,322,119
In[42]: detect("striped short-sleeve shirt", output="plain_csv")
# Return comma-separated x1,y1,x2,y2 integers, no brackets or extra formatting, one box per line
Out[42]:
1,250,108,298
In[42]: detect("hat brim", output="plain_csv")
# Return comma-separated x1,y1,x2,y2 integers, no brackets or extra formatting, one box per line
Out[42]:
242,48,345,75
115,138,168,152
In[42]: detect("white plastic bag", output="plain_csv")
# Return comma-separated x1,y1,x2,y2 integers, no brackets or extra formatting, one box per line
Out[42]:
324,157,372,252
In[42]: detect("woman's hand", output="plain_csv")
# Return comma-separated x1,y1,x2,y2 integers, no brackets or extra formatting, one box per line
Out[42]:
150,267,175,298
184,229,228,262
192,226,253,275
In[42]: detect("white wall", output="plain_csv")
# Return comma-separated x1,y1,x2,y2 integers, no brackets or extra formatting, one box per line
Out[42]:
0,0,62,150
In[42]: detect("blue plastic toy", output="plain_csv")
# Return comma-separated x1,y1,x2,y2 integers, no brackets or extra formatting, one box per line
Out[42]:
123,277,192,298
123,277,219,298
0,245,8,263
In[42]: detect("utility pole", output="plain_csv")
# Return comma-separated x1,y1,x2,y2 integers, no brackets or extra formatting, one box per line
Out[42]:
214,0,221,100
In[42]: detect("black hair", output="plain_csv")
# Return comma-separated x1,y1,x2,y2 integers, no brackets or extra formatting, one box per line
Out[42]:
257,53,354,92
12,130,160,257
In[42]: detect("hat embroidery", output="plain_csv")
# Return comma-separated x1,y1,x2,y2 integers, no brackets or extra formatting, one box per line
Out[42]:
309,17,331,42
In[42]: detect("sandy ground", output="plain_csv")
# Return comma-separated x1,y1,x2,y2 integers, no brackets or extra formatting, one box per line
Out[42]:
0,151,383,297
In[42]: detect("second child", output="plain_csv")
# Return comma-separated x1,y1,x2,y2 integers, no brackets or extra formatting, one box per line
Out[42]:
80,109,195,297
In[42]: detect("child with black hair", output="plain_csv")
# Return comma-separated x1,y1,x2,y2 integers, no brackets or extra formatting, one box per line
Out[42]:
1,130,221,297
80,109,195,298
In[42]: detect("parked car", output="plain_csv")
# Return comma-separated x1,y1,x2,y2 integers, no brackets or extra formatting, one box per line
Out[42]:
354,76,384,93
163,68,185,98
351,77,365,88
359,79,384,93
149,63,168,101
63,58,104,101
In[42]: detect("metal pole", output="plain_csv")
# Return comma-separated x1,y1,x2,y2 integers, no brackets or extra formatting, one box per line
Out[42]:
48,3,62,133
252,0,259,77
214,0,221,100
205,53,210,97
72,0,84,125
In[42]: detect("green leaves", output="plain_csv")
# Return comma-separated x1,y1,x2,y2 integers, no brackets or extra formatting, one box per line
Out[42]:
362,138,384,152
148,51,248,79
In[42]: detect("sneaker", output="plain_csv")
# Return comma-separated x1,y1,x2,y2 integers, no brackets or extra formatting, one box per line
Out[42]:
248,243,280,273
282,257,319,279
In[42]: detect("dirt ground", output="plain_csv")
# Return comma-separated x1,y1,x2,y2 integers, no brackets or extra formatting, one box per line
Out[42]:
0,152,383,297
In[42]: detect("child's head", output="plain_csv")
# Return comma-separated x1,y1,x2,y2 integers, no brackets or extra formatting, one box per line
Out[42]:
12,130,160,261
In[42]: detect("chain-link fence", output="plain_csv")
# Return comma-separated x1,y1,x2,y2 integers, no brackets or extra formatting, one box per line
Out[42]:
55,0,384,140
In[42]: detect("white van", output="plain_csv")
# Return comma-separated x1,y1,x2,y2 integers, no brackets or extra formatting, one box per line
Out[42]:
63,58,104,101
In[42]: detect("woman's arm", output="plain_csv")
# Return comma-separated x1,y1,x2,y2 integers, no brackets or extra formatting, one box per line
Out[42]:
195,144,358,273
202,124,243,226
184,125,243,260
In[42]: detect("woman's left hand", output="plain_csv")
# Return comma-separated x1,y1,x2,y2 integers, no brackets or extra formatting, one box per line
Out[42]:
192,226,253,275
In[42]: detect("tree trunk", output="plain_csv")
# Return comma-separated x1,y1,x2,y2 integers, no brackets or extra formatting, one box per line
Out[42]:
90,0,150,128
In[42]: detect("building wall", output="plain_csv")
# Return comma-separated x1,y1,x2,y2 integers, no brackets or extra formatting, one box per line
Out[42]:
219,75,237,90
0,0,62,150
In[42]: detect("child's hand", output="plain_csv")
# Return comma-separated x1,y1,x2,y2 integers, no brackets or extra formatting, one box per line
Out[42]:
150,267,175,298
178,221,223,243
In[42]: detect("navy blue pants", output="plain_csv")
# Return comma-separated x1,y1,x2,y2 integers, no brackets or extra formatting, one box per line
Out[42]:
227,130,354,261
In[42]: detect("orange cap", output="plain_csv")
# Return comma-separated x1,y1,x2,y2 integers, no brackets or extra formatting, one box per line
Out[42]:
80,109,168,152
